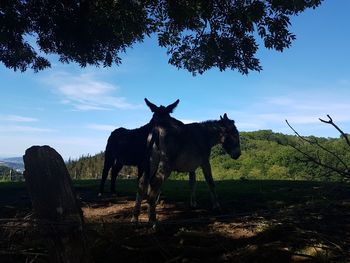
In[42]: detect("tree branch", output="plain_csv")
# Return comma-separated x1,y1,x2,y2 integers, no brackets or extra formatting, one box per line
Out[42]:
285,119,349,171
319,114,350,147
285,119,350,180
288,143,349,179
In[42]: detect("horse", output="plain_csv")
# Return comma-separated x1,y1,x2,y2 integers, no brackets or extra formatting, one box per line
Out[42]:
98,98,181,196
132,113,241,223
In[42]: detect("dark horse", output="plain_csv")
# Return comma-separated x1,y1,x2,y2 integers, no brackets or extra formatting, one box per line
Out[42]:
98,98,181,196
132,113,241,222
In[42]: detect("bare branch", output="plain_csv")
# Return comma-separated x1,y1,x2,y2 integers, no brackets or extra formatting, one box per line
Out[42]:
286,119,350,181
288,143,349,179
285,120,349,171
319,114,350,147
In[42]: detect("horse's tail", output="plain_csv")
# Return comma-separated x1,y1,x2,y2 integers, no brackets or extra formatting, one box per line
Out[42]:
146,128,160,181
104,134,116,165
99,131,118,195
147,128,159,152
104,128,124,164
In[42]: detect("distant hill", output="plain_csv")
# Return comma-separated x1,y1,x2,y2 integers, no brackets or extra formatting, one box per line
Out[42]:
0,157,24,172
66,130,348,182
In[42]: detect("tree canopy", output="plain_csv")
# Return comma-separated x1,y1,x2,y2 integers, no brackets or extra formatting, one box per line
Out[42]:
66,130,349,182
1,0,322,74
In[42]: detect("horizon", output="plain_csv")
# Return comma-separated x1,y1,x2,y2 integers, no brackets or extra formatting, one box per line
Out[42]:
0,128,344,161
1,1,350,160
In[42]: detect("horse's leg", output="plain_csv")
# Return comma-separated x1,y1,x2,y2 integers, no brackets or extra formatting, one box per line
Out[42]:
147,160,170,223
110,162,122,194
138,164,160,205
131,161,151,222
201,161,220,209
189,171,197,208
131,173,148,223
147,175,163,223
98,153,114,196
136,165,143,181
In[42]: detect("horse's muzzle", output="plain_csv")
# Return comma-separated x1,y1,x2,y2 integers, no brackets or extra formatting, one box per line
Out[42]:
231,149,241,160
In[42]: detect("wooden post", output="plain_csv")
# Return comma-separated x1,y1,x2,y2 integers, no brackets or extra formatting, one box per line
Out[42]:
23,145,93,263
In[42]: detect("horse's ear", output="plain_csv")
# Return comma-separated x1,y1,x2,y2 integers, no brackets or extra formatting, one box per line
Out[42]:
220,113,229,122
165,99,180,113
144,98,158,112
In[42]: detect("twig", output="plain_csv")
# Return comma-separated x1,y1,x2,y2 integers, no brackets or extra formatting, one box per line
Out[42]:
0,250,47,256
285,120,349,171
288,143,347,177
285,119,350,179
319,115,350,147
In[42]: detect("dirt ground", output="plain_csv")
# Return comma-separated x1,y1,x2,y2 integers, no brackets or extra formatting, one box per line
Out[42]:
0,183,349,263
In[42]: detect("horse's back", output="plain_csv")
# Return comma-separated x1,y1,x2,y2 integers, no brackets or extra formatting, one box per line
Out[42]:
105,127,149,164
156,122,210,171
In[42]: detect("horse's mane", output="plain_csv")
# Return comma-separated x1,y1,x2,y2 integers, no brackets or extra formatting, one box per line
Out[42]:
200,119,220,124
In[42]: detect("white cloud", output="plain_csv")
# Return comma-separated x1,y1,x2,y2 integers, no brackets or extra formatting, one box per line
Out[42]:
42,72,140,111
87,124,116,131
259,93,350,123
0,134,106,160
236,122,262,130
265,97,295,106
74,104,112,111
256,113,321,124
179,118,198,124
0,115,38,122
0,125,55,133
226,91,350,137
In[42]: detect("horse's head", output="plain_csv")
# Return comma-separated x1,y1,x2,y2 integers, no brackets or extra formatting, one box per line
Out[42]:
219,113,241,160
145,98,180,121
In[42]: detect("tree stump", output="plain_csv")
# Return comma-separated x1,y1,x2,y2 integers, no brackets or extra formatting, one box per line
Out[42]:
23,145,93,263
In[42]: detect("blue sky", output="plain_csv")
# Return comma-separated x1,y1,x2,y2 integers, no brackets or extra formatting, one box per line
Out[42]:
1,1,350,160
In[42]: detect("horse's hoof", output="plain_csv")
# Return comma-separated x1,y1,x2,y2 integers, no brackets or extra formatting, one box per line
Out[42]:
151,222,158,231
148,220,158,230
148,215,158,228
190,201,197,209
131,216,139,223
212,203,222,212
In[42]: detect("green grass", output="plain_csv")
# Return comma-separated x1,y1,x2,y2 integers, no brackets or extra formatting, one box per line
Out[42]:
71,178,349,211
0,180,25,189
1,179,347,211
1,178,348,263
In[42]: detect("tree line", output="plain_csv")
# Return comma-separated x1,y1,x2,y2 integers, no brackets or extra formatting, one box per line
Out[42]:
0,165,22,181
66,130,349,182
66,153,137,180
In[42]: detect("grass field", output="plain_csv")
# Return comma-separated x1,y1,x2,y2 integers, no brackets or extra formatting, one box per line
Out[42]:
74,178,347,209
1,179,349,262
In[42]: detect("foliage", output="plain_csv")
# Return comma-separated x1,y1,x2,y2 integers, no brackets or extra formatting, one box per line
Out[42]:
0,165,22,181
1,0,322,74
66,152,137,180
287,116,350,182
66,129,350,181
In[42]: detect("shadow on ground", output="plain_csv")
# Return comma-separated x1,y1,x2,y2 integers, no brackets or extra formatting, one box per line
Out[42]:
1,180,349,262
